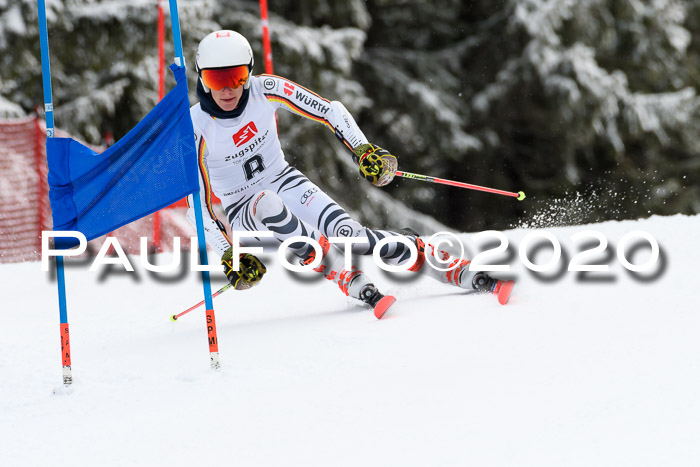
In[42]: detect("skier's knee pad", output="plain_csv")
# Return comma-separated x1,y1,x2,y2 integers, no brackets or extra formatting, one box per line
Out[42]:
250,190,286,223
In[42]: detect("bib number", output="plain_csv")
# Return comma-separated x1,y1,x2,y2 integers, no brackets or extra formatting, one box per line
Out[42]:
244,154,266,180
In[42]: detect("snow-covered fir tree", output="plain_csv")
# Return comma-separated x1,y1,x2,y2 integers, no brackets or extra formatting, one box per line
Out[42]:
359,0,699,229
0,0,698,230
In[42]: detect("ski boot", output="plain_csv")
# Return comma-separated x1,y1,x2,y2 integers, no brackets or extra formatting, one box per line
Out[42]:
399,227,426,272
310,247,397,320
472,271,515,305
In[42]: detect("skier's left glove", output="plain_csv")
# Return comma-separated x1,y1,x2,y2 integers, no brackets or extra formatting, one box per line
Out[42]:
354,143,398,187
221,247,267,290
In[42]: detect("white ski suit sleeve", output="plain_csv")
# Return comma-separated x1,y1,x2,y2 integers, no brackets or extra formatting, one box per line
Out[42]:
259,74,370,161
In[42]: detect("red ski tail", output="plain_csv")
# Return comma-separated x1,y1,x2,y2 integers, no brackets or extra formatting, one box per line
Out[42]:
373,295,397,319
494,280,515,305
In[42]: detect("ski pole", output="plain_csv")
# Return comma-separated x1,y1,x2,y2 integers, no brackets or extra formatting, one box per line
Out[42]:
171,283,233,321
396,170,526,201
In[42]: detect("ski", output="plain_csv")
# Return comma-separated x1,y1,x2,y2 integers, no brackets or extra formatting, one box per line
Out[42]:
471,272,515,305
496,280,515,305
357,283,397,319
373,295,396,319
373,295,397,319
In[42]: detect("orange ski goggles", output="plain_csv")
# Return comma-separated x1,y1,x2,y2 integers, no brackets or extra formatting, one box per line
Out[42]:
200,65,250,91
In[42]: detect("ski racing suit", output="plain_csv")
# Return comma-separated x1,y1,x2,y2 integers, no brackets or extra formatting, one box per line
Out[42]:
187,74,471,299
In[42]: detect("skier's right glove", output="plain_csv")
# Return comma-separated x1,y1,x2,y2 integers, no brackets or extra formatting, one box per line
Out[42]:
221,247,267,290
354,143,398,187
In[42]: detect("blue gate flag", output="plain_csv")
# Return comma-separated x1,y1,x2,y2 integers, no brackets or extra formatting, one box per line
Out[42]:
47,65,198,249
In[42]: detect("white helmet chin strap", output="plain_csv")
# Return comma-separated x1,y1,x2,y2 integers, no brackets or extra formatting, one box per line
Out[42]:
200,77,211,93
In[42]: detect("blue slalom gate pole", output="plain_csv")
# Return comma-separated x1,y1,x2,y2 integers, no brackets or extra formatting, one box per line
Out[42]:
168,0,220,369
37,0,72,386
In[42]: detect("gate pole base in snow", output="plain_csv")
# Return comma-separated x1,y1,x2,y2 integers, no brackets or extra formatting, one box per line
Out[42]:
206,309,220,370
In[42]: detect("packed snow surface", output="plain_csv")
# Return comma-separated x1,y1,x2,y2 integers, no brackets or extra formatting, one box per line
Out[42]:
2,215,698,466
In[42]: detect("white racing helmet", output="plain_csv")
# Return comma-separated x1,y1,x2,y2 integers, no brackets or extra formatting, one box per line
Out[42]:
196,30,254,92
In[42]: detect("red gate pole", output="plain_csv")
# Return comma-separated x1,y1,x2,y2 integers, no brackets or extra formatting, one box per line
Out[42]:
259,0,274,74
33,113,46,253
152,0,166,252
158,0,165,101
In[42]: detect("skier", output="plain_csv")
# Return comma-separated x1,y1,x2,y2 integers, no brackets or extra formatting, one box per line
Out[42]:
187,30,512,316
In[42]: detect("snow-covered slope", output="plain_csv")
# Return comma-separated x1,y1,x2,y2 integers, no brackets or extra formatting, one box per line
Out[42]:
1,215,698,466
